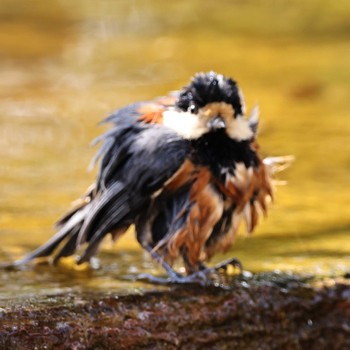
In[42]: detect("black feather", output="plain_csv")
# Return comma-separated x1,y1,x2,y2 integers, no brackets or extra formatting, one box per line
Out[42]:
190,129,259,178
176,71,243,116
52,226,80,264
14,204,91,265
15,122,190,265
151,183,193,244
101,102,146,125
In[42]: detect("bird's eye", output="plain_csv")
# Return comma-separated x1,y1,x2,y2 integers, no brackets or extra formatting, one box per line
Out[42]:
189,104,197,113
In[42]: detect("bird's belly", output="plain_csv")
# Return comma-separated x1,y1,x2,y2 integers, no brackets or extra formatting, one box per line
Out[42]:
150,160,273,265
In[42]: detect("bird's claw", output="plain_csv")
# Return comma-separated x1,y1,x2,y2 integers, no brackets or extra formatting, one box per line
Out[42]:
211,257,243,274
136,270,211,286
135,257,242,286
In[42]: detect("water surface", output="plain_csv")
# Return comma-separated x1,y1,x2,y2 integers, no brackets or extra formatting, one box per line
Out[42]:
0,0,349,299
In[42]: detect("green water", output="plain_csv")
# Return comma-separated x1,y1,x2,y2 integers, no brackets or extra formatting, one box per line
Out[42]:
0,0,349,298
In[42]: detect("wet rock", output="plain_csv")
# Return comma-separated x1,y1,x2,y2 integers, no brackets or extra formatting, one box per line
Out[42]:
0,274,349,349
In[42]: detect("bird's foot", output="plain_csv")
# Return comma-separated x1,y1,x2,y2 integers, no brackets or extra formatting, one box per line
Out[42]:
187,257,243,284
135,257,242,286
210,257,243,274
136,269,212,286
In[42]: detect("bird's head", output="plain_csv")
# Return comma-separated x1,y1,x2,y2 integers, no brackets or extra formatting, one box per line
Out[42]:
163,72,258,141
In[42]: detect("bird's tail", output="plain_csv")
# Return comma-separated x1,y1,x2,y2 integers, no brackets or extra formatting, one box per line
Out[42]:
13,201,92,266
14,181,129,267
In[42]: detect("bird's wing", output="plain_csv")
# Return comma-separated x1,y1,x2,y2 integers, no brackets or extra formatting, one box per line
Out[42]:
89,93,179,174
15,122,190,266
76,123,190,263
102,93,178,126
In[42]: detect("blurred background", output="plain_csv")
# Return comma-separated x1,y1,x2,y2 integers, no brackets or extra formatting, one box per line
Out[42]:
0,0,349,297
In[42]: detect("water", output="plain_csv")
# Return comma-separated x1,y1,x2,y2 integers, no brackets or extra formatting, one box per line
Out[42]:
0,0,349,299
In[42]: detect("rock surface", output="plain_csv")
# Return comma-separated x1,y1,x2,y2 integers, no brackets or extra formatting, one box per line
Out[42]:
0,273,349,349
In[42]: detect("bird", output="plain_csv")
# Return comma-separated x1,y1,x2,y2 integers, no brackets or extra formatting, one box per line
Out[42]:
15,71,292,284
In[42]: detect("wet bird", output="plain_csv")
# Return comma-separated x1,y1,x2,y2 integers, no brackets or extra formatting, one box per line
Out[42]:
16,72,291,283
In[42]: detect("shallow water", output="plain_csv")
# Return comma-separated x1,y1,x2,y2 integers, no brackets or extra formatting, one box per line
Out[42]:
0,0,349,299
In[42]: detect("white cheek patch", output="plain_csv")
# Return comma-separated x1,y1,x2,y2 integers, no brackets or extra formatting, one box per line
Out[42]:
227,117,254,141
163,107,254,141
163,109,208,139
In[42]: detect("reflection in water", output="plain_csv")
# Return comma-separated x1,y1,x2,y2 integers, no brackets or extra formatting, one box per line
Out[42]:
0,0,349,299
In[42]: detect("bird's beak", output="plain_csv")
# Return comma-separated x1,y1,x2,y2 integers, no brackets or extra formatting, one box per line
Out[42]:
208,116,226,130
